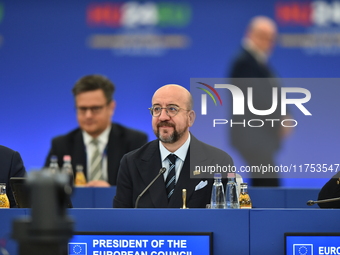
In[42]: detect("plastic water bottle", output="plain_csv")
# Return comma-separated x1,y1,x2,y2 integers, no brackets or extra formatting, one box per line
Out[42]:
48,155,59,174
61,155,74,188
226,173,240,209
210,173,226,209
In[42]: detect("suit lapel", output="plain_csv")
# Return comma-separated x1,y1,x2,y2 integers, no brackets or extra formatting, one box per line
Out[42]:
107,124,121,185
168,136,209,208
136,141,168,208
168,149,197,208
72,130,87,175
244,48,275,78
134,135,211,208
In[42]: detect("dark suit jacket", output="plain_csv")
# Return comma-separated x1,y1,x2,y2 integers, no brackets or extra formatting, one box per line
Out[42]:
229,47,281,154
44,123,148,185
230,47,276,78
318,172,340,208
0,145,26,207
113,135,234,208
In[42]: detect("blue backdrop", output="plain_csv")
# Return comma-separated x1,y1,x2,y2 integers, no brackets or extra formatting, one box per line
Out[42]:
1,0,339,188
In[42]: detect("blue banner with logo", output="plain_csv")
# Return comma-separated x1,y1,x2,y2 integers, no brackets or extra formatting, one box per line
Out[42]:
286,234,340,255
69,233,211,255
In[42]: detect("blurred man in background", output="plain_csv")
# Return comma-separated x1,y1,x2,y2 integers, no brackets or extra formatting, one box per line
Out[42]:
228,16,292,187
44,74,148,187
0,145,26,207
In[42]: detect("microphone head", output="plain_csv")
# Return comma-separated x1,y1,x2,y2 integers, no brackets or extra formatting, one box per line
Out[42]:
160,167,166,174
306,200,315,206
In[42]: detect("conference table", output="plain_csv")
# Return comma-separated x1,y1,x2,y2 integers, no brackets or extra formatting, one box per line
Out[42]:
70,186,321,209
1,187,338,255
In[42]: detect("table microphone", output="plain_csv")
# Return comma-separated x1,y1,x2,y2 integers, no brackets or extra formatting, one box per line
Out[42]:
307,197,340,206
135,167,166,208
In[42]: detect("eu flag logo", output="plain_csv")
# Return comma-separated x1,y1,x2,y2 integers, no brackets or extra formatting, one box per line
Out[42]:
68,243,87,255
293,244,313,255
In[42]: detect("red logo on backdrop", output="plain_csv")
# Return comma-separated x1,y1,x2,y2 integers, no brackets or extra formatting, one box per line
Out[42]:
275,2,312,26
276,1,340,27
87,3,122,27
86,2,191,28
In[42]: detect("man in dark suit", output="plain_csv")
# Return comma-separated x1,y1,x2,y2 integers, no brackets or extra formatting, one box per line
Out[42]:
0,145,26,207
317,172,340,208
228,16,292,187
44,75,147,187
114,84,236,208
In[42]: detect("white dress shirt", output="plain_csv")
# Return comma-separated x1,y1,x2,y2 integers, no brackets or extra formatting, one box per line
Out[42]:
159,134,191,182
82,126,111,181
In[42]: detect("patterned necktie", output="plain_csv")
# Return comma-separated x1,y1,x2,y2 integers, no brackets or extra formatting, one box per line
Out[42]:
165,154,177,200
90,139,104,181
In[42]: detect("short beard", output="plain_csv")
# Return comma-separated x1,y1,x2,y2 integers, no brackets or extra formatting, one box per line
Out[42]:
154,121,185,144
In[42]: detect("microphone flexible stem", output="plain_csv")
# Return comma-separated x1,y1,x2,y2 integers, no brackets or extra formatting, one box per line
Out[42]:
307,197,340,206
135,167,166,208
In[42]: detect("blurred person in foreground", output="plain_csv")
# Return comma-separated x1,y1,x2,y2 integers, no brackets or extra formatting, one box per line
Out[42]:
44,74,148,187
114,84,241,208
228,16,292,187
318,173,340,208
0,145,26,207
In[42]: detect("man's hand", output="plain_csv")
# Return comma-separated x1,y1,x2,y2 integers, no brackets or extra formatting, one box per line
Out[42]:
86,180,110,187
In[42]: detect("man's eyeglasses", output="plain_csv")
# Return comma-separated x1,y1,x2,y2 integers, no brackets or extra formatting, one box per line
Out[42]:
148,105,189,117
76,105,107,115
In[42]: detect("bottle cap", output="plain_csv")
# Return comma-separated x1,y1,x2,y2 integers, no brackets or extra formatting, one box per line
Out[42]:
50,155,58,162
214,173,222,179
63,155,71,162
227,173,236,178
0,183,6,192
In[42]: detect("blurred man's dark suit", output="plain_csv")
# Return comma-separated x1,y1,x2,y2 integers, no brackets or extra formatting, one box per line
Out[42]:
229,47,281,186
44,123,148,185
0,145,26,207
